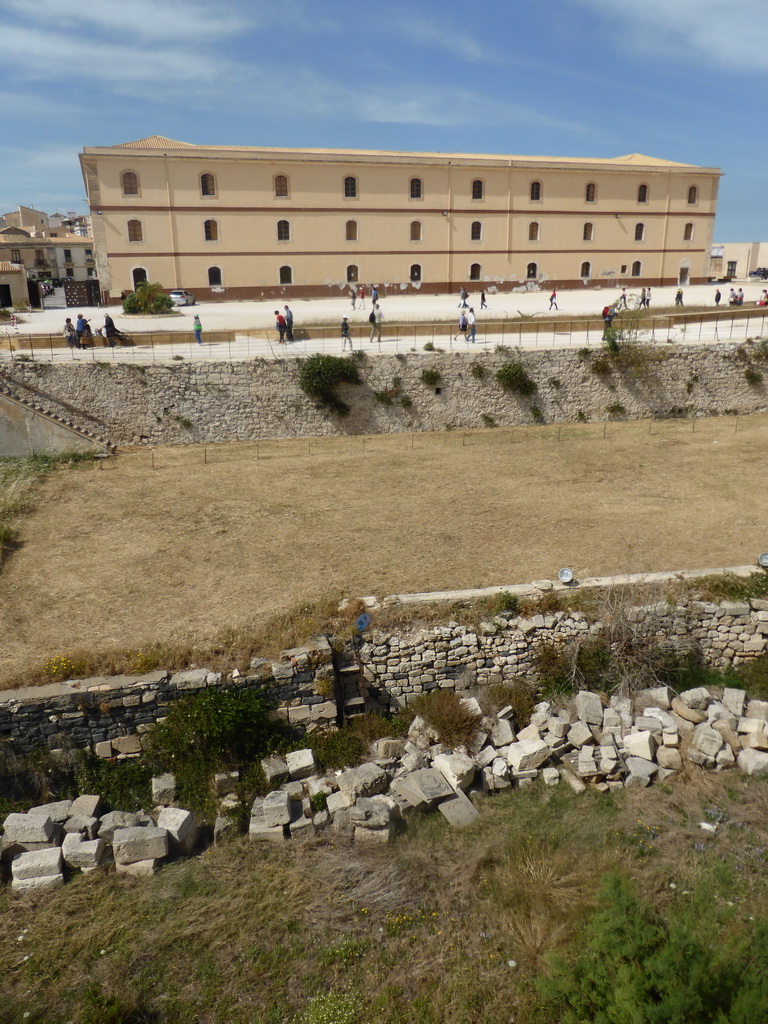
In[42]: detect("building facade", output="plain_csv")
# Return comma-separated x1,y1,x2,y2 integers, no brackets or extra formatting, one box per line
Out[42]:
80,136,721,301
0,228,96,284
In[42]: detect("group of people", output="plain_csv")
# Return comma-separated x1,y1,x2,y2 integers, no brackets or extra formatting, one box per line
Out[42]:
458,287,488,310
341,303,383,350
273,305,294,343
350,284,379,310
63,312,129,348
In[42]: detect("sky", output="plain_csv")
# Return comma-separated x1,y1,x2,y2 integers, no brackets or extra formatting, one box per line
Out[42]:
1,0,766,241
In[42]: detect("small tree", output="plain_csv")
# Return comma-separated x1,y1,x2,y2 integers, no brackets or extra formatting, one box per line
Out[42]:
122,280,174,314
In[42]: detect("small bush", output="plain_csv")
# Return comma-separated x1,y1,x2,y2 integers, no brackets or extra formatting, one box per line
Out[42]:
496,361,536,395
470,362,486,379
298,354,360,415
486,590,519,615
533,642,573,698
530,405,544,421
423,342,435,351
399,395,413,408
577,347,591,361
548,377,562,389
745,367,764,385
310,728,367,770
420,368,441,386
122,280,174,314
487,681,536,728
606,403,626,416
74,753,152,812
481,413,497,427
591,356,611,376
577,409,587,422
409,690,481,748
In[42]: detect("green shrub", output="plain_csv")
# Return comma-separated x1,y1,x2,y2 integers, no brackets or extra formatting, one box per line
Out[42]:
495,361,536,395
470,362,486,379
73,754,152,813
591,356,611,375
606,403,626,416
399,395,413,408
534,641,574,698
745,367,764,385
481,413,496,427
122,280,174,314
530,405,544,421
298,354,360,415
577,409,587,422
296,991,363,1024
487,590,518,615
486,681,535,727
420,368,441,386
310,728,367,770
423,341,435,351
409,690,481,747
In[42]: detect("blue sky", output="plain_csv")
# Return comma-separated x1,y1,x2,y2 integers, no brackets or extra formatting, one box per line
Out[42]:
1,0,766,240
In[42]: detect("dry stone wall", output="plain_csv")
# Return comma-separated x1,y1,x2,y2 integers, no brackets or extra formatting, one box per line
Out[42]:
6,342,768,447
2,597,767,760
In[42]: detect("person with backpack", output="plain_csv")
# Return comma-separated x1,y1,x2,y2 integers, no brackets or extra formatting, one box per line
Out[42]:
454,310,468,341
549,289,558,310
369,303,382,343
602,304,618,343
283,305,294,342
274,309,287,343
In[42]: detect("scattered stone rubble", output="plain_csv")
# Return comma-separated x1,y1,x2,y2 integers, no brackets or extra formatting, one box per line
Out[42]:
4,680,768,894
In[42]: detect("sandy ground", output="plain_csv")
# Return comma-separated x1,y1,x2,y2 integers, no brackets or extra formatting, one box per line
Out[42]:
1,416,767,685
8,280,768,338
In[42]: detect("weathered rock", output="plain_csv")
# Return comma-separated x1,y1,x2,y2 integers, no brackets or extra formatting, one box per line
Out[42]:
354,823,395,843
624,756,658,787
151,773,176,807
285,749,318,781
261,756,290,786
377,738,405,758
690,723,725,759
542,767,560,786
112,826,169,865
98,811,140,843
635,686,673,710
2,813,55,845
157,807,198,854
69,795,103,819
742,731,768,751
438,789,480,827
402,768,455,806
561,770,586,794
28,800,72,823
63,815,99,839
506,738,550,772
737,748,768,776
623,730,657,761
338,762,388,800
260,791,292,828
567,721,596,748
432,752,476,792
491,719,516,747
12,873,64,893
574,691,603,726
248,805,286,842
112,734,142,755
213,771,240,797
115,859,158,877
671,697,707,724
747,700,768,722
351,796,397,830
61,833,106,870
214,815,235,843
711,719,742,753
678,687,711,710
11,847,62,880
656,746,682,771
722,688,746,717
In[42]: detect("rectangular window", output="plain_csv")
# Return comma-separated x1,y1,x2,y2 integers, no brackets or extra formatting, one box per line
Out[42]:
727,261,737,276
11,249,20,262
64,249,72,261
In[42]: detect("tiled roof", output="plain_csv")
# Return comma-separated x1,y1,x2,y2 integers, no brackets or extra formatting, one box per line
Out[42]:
0,262,24,273
114,135,197,149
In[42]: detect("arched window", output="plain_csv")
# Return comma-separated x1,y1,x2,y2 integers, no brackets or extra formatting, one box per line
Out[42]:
127,219,143,242
132,267,147,288
581,261,592,278
121,171,139,196
471,221,482,241
274,174,288,198
637,183,648,203
344,176,357,198
585,182,596,203
583,222,594,242
346,220,358,241
208,266,222,286
346,264,358,283
410,264,421,282
204,219,218,241
410,177,423,200
683,222,694,241
469,263,481,280
687,185,698,205
530,181,542,201
471,179,484,200
632,261,642,277
277,219,290,242
527,262,538,279
200,173,216,197
410,220,422,242
634,222,645,242
528,221,540,241
279,265,292,285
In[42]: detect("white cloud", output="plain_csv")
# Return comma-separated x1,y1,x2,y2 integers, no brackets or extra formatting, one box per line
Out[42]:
405,20,491,63
572,0,768,73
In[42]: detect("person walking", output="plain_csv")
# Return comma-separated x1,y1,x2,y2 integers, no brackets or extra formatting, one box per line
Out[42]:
736,288,744,306
369,302,382,343
646,287,652,308
193,313,203,344
602,304,618,343
371,284,378,304
466,308,477,343
675,288,684,306
458,287,468,309
714,288,721,307
358,285,366,310
63,317,76,349
549,289,558,310
640,287,647,308
350,288,357,310
283,305,294,342
454,310,468,341
274,310,287,343
617,288,628,310
728,288,737,305
340,316,352,351
480,290,487,309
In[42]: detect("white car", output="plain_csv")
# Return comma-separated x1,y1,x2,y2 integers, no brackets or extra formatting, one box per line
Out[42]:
169,289,195,306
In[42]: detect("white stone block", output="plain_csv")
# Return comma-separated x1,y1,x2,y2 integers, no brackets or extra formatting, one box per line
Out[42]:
285,748,318,780
491,719,516,747
574,691,603,726
62,834,106,870
260,791,292,828
151,773,176,806
157,807,198,853
28,800,72,823
69,794,103,818
338,762,388,800
691,723,725,758
542,767,560,786
115,859,158,877
506,738,550,771
112,826,169,865
432,752,476,792
3,813,54,845
11,847,63,880
737,748,768,776
12,874,64,893
567,721,595,748
623,730,657,761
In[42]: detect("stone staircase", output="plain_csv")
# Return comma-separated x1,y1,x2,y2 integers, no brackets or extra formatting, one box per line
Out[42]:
0,369,115,451
335,649,388,721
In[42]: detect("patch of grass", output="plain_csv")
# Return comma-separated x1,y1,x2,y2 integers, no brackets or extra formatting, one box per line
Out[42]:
530,405,544,422
606,403,626,416
480,413,496,427
470,362,486,379
420,368,440,386
485,590,519,615
496,361,536,395
679,571,768,604
486,680,536,727
590,356,611,376
298,354,361,416
745,367,764,385
408,689,481,747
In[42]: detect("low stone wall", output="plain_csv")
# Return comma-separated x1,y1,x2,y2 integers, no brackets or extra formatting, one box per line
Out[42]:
4,341,768,447
2,597,766,760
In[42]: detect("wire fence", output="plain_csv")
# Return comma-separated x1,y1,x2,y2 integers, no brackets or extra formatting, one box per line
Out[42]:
85,411,765,473
2,309,768,365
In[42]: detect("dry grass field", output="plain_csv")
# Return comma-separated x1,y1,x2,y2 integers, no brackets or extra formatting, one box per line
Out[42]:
1,414,767,687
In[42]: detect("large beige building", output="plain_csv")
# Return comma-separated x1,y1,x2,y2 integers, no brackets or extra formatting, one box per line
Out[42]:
80,136,721,301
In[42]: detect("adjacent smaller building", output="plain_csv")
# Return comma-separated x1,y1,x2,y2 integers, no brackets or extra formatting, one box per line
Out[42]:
0,262,27,308
0,227,96,285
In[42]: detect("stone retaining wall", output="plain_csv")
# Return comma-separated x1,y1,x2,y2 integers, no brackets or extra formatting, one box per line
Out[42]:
5,342,768,447
2,597,766,760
